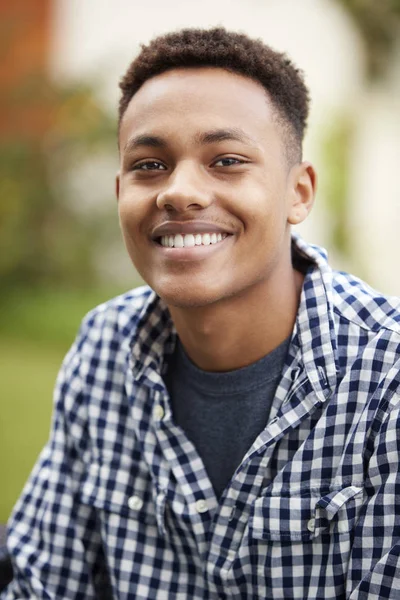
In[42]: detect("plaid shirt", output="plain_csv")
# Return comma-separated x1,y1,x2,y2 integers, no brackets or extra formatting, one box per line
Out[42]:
3,235,400,600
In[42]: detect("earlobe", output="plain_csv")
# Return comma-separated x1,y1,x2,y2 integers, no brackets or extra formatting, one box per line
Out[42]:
115,173,120,201
287,162,317,225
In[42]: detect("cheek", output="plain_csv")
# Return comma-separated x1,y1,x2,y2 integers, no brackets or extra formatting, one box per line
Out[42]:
237,198,285,239
118,212,134,246
118,196,144,241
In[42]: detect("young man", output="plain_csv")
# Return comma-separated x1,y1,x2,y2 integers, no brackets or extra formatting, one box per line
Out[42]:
3,27,400,600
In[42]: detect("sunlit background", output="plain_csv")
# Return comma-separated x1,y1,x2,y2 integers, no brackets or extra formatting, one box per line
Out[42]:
1,0,400,523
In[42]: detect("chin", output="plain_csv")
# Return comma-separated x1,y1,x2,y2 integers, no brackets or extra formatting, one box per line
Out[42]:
154,283,228,309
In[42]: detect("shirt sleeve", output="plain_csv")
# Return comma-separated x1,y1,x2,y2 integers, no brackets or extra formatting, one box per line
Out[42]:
347,400,400,599
1,319,112,600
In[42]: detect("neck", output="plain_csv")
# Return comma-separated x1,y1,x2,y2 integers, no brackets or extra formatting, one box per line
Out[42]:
168,267,304,372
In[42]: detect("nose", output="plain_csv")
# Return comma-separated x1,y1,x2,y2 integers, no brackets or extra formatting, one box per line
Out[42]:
156,161,213,213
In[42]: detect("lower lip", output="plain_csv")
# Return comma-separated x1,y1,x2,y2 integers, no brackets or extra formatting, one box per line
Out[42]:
154,235,233,261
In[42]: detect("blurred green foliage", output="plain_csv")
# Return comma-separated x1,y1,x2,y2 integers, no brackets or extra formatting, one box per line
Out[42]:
0,75,117,289
318,0,400,272
0,285,130,346
0,338,64,522
0,67,136,522
336,0,400,80
319,114,355,260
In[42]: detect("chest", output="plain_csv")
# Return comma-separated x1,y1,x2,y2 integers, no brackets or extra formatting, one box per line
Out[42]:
77,371,382,599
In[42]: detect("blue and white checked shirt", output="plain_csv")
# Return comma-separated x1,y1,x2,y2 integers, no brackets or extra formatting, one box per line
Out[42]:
3,235,400,599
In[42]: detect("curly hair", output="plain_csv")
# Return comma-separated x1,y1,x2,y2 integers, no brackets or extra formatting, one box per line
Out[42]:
119,27,310,163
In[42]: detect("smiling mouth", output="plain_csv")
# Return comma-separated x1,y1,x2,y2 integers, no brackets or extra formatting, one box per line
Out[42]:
158,232,229,248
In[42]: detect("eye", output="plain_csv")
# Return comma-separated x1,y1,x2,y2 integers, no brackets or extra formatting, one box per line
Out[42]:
132,160,167,171
212,157,246,167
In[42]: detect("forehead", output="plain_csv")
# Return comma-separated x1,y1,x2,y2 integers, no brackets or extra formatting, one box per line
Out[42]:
119,67,279,147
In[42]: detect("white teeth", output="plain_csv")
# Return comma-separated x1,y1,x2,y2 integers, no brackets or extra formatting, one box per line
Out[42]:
159,232,228,248
183,234,195,247
174,234,184,248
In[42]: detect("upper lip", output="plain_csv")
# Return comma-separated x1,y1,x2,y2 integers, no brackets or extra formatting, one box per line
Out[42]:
151,221,234,239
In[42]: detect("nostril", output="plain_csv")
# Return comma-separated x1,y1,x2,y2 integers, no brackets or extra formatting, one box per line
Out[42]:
162,202,203,213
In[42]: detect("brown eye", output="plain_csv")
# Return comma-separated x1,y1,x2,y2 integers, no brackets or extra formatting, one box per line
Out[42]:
213,157,245,167
133,161,167,171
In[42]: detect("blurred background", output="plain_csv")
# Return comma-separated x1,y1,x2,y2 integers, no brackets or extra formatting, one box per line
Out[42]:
1,0,400,523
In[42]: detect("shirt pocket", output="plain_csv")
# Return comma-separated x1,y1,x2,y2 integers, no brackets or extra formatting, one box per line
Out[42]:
249,484,364,542
79,461,157,526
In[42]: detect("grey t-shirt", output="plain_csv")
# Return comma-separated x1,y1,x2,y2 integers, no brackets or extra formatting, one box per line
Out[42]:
164,336,290,499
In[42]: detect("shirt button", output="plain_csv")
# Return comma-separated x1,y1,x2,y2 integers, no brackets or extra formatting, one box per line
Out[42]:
128,495,143,511
195,499,208,514
154,404,164,420
307,517,315,532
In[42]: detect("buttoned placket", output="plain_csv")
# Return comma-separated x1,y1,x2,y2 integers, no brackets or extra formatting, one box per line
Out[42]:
151,387,219,558
125,350,172,538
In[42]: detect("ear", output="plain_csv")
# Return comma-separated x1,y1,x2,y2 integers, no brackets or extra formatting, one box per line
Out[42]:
287,161,317,225
115,172,120,201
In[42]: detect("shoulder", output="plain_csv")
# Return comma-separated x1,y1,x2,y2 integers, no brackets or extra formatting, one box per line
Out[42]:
331,269,400,336
293,235,400,382
330,271,400,397
293,233,400,335
78,285,154,341
54,285,157,419
60,285,156,376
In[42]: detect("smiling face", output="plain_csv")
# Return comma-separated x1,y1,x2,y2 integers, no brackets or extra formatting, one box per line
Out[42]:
117,67,315,309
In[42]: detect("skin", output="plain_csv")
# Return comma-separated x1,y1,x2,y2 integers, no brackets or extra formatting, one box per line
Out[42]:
117,67,316,371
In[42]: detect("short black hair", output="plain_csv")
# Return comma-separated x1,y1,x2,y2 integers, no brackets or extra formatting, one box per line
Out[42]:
119,27,310,163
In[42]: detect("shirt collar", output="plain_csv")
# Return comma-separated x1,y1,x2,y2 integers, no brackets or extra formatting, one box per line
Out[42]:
129,291,176,386
292,233,339,402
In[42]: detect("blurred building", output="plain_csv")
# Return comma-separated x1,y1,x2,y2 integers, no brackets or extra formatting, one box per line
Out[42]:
1,0,52,137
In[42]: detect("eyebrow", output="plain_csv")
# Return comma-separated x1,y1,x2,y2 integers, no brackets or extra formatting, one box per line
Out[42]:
123,127,256,153
195,127,256,146
124,134,167,152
